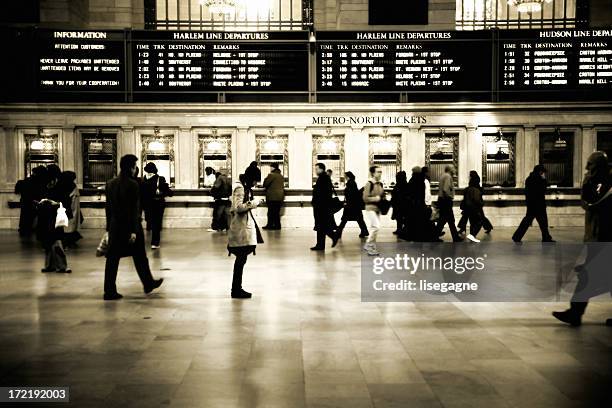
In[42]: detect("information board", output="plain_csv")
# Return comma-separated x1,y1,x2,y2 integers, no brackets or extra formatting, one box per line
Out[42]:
316,31,493,93
36,29,126,98
131,31,309,94
499,29,612,99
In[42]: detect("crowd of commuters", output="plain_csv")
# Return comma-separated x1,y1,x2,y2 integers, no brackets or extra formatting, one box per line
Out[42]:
13,153,611,326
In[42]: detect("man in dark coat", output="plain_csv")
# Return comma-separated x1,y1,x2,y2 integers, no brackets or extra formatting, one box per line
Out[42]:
553,151,612,327
512,164,554,242
103,154,163,301
336,171,368,238
311,163,339,251
142,162,172,249
209,170,232,232
15,165,47,237
262,163,285,230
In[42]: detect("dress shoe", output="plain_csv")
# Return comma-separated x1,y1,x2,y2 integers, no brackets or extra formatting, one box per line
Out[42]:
231,289,252,299
41,268,56,273
438,231,446,237
262,225,271,230
458,229,466,236
144,278,164,294
392,230,399,235
310,246,324,251
331,233,339,248
57,269,72,273
512,236,521,243
484,227,493,233
103,292,123,301
552,310,582,327
606,318,612,326
453,237,464,242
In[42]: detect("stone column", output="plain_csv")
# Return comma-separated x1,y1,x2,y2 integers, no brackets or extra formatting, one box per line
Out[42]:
346,126,367,184
61,126,76,172
522,125,538,187
4,127,19,185
289,127,311,189
119,126,137,160
465,125,481,184
0,127,7,190
581,125,595,183
176,126,195,189
403,126,424,170
235,126,252,179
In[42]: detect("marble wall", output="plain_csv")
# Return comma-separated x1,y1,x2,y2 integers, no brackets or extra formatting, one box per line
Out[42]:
1,102,610,229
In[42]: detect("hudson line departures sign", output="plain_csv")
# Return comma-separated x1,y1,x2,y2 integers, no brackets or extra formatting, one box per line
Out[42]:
1,27,611,102
315,31,493,94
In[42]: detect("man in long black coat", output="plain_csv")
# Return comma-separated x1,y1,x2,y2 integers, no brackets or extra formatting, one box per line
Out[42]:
311,163,339,251
512,164,555,242
103,154,163,300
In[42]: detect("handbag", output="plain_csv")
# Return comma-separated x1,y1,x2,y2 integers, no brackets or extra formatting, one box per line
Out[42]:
55,203,69,228
330,185,344,214
250,211,264,244
378,197,391,215
96,232,109,257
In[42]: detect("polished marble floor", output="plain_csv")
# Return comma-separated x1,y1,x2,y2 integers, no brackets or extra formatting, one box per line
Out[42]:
0,226,610,408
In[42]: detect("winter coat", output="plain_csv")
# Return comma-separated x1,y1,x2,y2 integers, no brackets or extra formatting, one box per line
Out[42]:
582,171,612,242
461,185,484,212
105,174,142,258
263,169,285,202
312,173,335,232
341,179,364,221
525,171,548,210
228,183,259,248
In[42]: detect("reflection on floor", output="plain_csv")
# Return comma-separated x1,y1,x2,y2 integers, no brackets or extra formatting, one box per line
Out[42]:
0,227,610,408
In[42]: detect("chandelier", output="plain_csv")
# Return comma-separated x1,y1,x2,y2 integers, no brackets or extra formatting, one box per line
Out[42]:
507,0,551,13
201,0,236,15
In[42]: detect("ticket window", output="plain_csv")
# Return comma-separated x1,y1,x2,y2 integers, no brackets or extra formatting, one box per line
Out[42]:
24,133,59,177
82,133,117,188
596,130,612,166
199,135,231,188
482,132,516,187
369,134,401,188
425,132,459,185
256,135,289,187
313,136,345,187
539,130,573,187
141,134,175,186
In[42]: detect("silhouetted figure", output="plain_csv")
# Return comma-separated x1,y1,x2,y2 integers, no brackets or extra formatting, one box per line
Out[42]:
512,165,554,242
435,165,462,242
245,161,262,185
391,171,409,235
58,171,83,248
209,170,232,232
15,165,47,237
103,154,163,301
37,164,71,273
228,172,261,299
458,171,493,235
142,162,173,249
400,166,426,242
363,165,386,256
460,171,484,243
203,166,216,187
336,171,368,238
553,151,612,327
262,163,285,230
311,163,339,251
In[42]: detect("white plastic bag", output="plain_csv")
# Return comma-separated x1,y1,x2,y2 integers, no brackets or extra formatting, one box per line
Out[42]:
55,203,69,228
96,232,109,257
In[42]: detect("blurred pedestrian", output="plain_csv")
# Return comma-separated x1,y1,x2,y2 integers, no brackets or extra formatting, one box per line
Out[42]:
142,162,173,249
209,170,232,232
336,171,368,239
363,165,386,256
391,171,409,235
435,165,462,242
311,163,339,251
460,171,484,243
512,165,554,242
262,163,285,230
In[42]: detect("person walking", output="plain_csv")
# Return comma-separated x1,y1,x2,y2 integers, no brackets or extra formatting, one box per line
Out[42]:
142,163,173,249
58,171,83,248
336,171,368,239
460,171,485,243
209,170,232,232
435,165,463,242
512,164,555,242
391,171,409,235
400,167,426,242
15,166,47,238
553,151,612,327
363,165,386,256
37,164,71,273
262,163,285,230
458,171,493,235
103,154,163,301
228,171,262,299
311,163,339,251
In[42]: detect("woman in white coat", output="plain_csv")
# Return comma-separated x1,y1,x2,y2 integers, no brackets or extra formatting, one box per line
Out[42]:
227,172,261,298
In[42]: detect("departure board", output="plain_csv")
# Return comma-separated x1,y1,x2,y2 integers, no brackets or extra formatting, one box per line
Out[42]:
499,29,612,99
131,31,309,94
36,30,126,95
316,31,493,93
